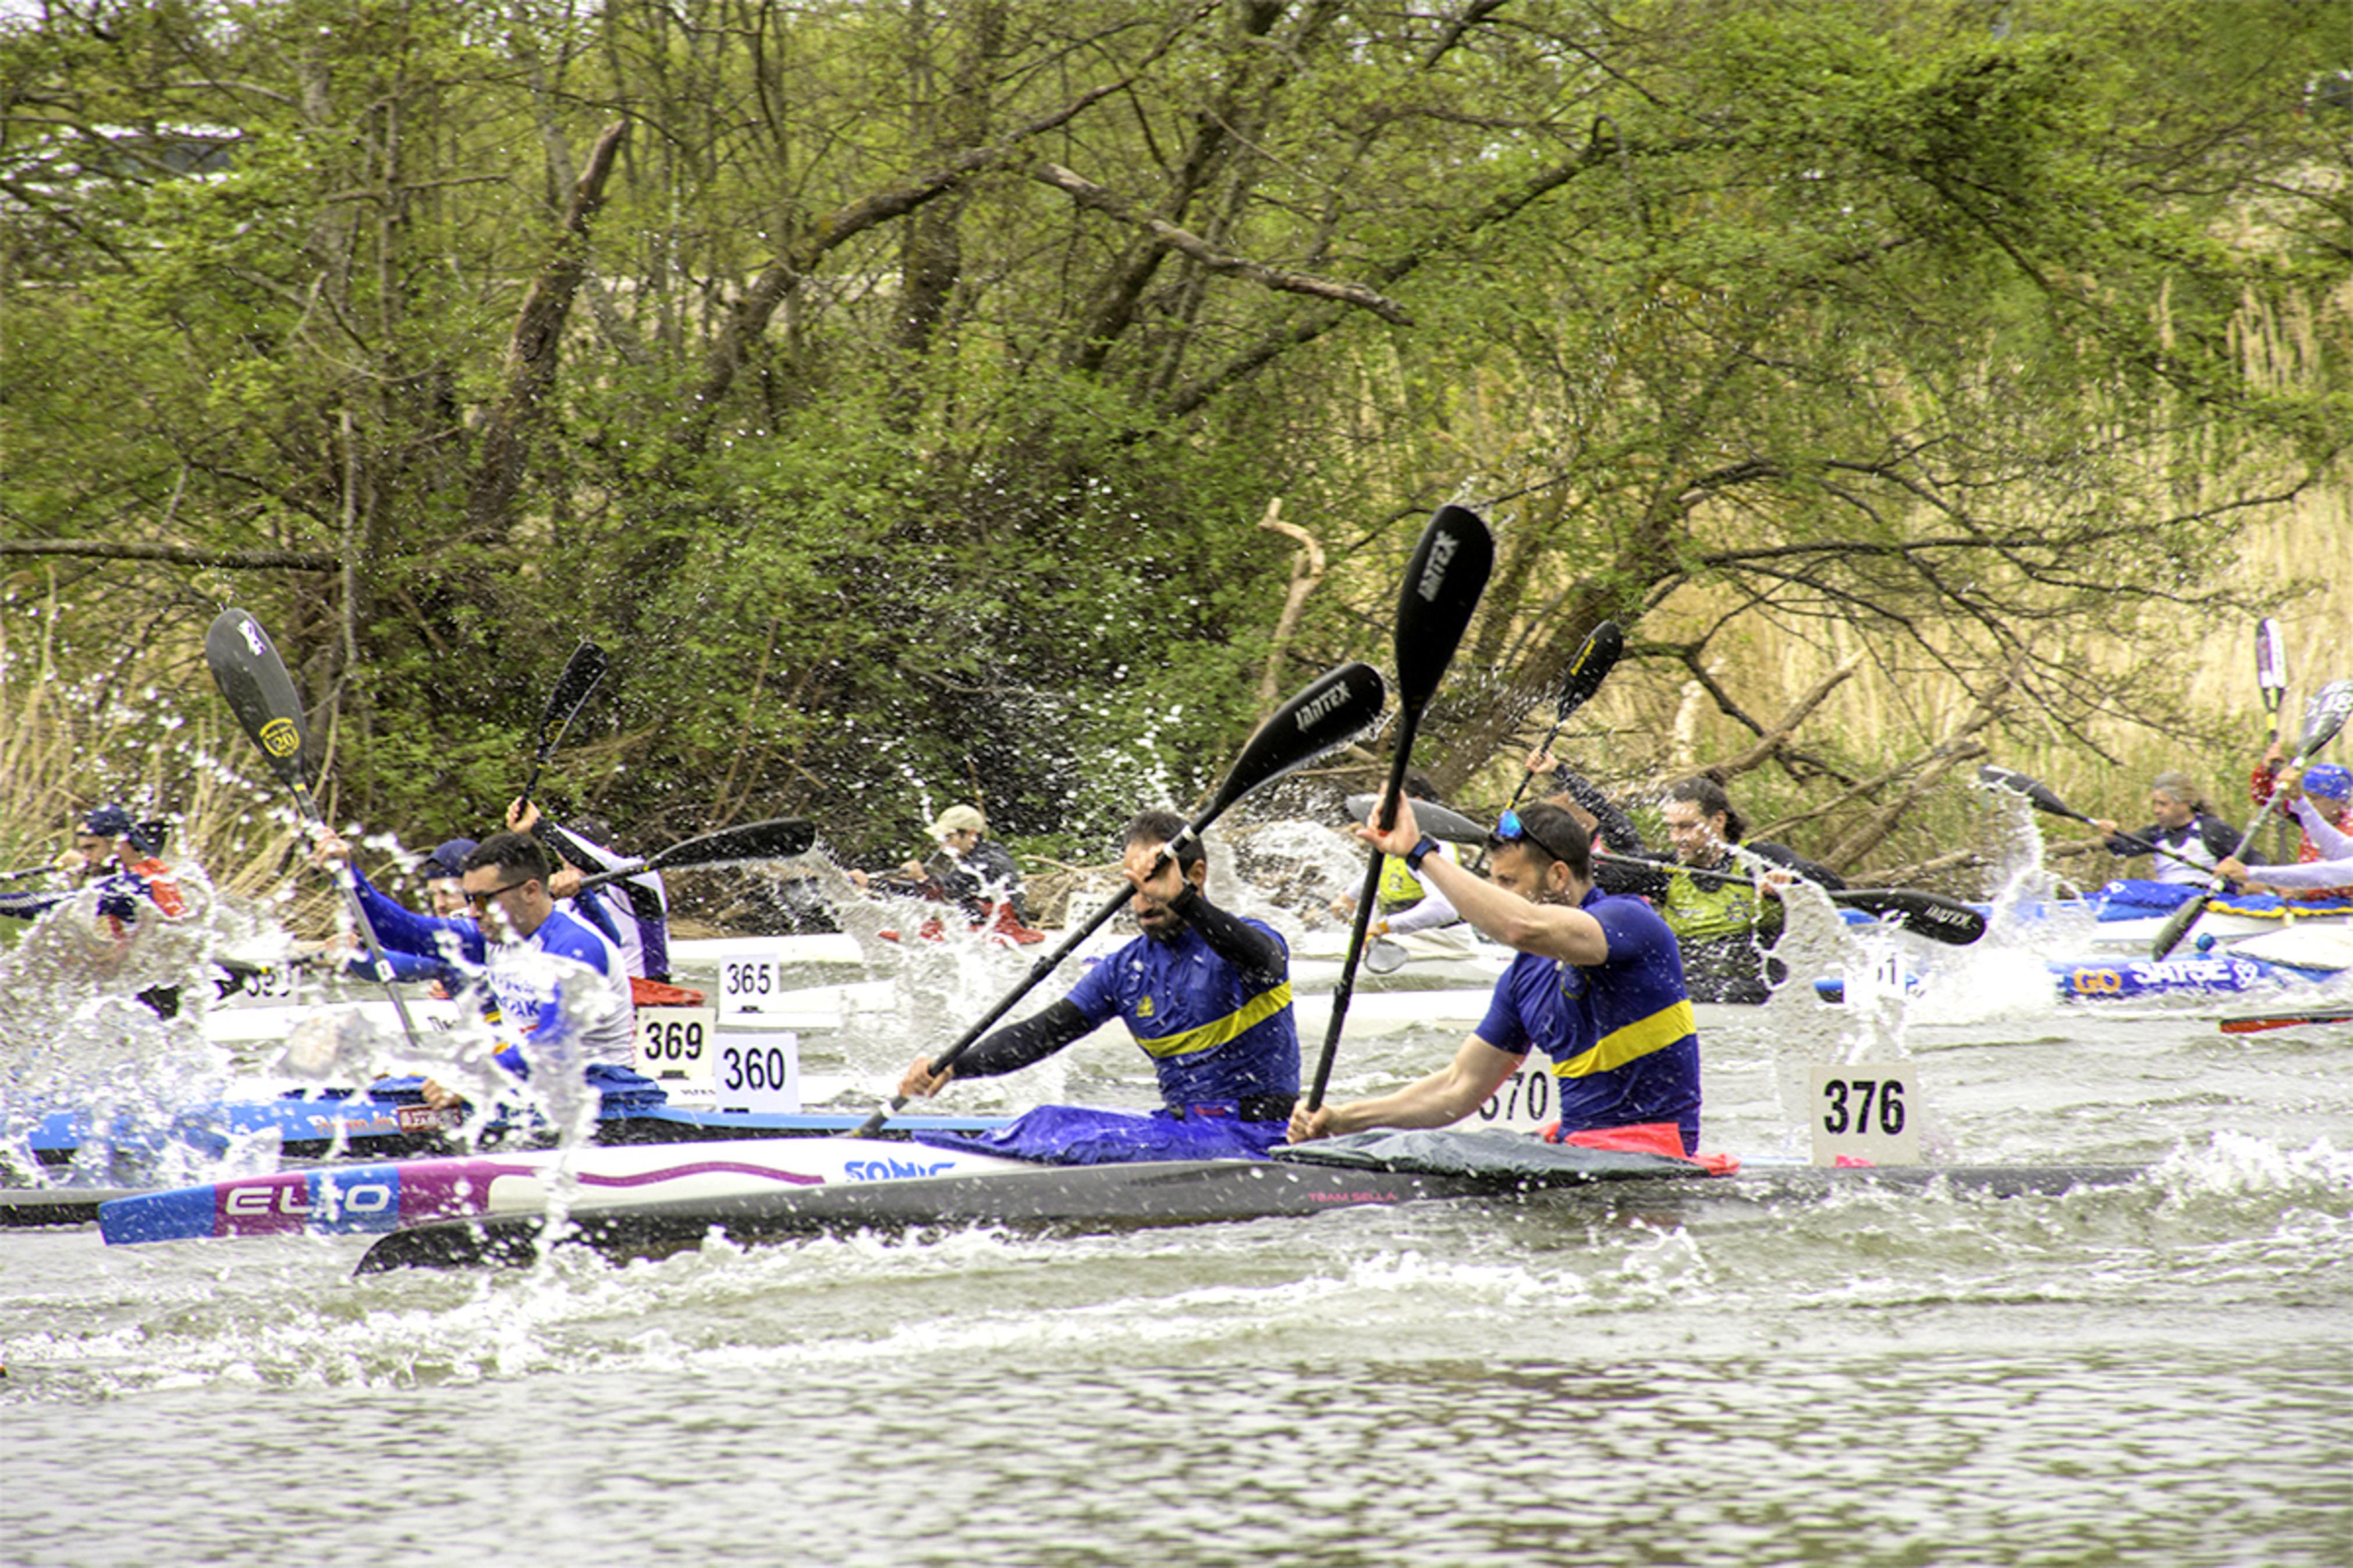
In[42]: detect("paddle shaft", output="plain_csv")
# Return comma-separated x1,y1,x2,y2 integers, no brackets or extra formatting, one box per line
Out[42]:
1308,505,1493,1113
519,639,608,811
1976,766,2224,878
569,818,815,893
852,659,1388,1139
297,787,430,1050
1479,621,1623,869
849,835,1174,1138
1592,849,1983,944
2256,620,2289,861
1307,738,1415,1115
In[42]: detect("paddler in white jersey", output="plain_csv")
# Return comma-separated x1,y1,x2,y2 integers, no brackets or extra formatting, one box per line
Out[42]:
2091,770,2241,887
314,829,638,1110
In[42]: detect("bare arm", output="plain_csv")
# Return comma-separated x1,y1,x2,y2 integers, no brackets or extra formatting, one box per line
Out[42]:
1289,1033,1524,1141
1361,797,1607,963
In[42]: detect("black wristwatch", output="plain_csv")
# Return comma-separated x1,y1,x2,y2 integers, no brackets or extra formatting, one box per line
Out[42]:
1404,835,1440,873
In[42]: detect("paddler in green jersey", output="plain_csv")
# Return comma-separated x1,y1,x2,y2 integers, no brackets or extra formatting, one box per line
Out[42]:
1329,770,1463,940
1645,777,1844,1005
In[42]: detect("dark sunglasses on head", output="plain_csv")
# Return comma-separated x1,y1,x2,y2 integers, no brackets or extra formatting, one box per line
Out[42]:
1490,807,1581,866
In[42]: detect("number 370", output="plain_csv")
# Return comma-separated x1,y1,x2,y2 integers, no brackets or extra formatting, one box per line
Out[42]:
1820,1076,1907,1136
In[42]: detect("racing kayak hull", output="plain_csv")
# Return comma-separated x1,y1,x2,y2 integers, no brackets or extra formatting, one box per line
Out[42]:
356,1155,2149,1273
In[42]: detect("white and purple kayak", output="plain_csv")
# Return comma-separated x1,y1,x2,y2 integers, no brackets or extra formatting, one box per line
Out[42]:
97,1137,1027,1246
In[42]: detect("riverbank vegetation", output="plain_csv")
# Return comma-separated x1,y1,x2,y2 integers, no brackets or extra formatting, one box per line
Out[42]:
4,0,2346,908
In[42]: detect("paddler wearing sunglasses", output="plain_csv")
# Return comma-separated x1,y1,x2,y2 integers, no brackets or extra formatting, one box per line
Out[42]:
1288,797,1701,1155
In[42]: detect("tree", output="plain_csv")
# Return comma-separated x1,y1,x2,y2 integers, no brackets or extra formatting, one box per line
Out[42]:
3,0,2344,883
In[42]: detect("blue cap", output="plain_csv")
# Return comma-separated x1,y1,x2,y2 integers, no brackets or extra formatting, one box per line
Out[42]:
78,805,163,855
424,838,478,879
79,804,133,839
2302,763,2350,801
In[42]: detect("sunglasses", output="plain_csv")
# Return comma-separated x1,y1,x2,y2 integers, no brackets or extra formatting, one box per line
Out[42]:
1490,808,1581,866
460,876,533,911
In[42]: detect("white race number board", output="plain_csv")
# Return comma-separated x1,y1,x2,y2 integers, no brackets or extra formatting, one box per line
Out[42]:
1809,1064,1921,1167
635,1005,716,1090
717,950,785,1019
713,1029,800,1114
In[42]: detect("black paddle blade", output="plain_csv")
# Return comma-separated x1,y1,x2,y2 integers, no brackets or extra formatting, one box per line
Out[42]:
649,817,815,871
1394,505,1494,710
1976,765,2082,823
1344,794,1489,847
204,609,312,790
1209,662,1387,816
540,640,610,744
1832,888,1986,946
1554,620,1624,723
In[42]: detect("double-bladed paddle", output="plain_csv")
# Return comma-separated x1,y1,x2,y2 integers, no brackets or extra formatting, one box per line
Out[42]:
850,660,1390,1137
204,609,428,1054
2150,679,2353,961
518,639,609,812
1305,506,1495,1117
570,817,816,894
1580,849,1988,946
1365,794,1986,947
1974,765,2214,878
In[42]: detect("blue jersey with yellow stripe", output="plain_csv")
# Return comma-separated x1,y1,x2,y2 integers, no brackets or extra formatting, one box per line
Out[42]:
1064,920,1298,1107
1474,890,1701,1150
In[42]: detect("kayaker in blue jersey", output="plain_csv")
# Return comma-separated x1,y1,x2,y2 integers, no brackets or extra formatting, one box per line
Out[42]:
895,808,1299,1162
313,829,645,1112
1290,797,1703,1155
506,799,672,982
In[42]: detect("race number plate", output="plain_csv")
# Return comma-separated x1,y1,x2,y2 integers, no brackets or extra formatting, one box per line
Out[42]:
713,1029,799,1114
1809,1064,1921,1166
1473,1064,1561,1136
716,950,786,1019
634,1005,716,1089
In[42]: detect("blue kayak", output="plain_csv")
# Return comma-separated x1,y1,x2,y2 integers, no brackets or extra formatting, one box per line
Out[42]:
21,1087,1010,1172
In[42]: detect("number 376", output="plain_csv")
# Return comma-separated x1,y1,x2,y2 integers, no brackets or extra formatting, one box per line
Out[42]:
1821,1077,1907,1136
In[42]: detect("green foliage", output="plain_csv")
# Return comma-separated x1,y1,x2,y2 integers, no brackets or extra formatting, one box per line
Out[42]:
3,0,2345,901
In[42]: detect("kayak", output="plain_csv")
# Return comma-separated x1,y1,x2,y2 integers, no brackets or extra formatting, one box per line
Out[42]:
2006,888,2353,952
16,1090,1011,1174
354,1133,2150,1273
98,1137,1031,1246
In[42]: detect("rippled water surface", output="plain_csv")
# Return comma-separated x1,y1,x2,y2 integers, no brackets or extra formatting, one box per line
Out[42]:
5,906,2352,1566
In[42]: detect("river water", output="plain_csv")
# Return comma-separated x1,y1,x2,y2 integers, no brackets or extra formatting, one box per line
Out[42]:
3,838,2351,1566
